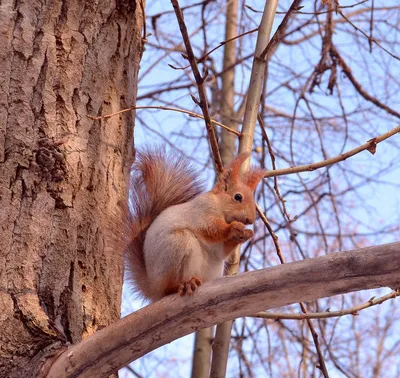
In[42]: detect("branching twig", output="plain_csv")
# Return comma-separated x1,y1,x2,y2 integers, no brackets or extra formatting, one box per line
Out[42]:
259,0,303,60
254,290,400,320
87,105,241,136
263,125,400,178
172,27,259,70
331,45,400,118
171,0,223,173
338,10,399,61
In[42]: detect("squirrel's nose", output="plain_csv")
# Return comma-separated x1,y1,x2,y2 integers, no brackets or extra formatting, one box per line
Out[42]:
245,217,252,224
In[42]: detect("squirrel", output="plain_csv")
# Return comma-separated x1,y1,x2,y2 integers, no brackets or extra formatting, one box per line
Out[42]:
125,148,265,302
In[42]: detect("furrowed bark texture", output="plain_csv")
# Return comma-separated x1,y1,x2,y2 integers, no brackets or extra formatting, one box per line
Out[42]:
0,1,143,376
46,242,400,378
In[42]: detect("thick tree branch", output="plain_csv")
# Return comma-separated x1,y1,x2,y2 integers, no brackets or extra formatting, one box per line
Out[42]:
46,242,400,378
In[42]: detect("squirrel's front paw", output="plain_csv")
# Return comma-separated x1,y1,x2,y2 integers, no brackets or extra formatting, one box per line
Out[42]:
178,276,202,296
229,221,254,243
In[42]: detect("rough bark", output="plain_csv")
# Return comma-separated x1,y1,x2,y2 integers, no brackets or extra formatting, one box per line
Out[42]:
46,242,400,378
0,0,143,376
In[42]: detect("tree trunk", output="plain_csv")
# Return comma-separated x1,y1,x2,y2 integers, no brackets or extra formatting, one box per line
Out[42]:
0,1,143,376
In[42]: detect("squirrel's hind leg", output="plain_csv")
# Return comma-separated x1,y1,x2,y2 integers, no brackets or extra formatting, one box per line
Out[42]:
178,276,202,296
153,230,205,298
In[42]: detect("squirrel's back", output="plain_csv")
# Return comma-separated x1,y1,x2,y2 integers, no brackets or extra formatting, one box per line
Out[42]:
126,148,204,300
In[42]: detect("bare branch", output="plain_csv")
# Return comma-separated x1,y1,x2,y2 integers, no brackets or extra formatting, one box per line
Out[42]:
87,105,241,136
263,125,400,178
171,0,223,173
254,290,400,320
46,242,400,378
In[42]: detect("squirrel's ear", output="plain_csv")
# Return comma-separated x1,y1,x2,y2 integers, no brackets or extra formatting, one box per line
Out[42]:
212,153,251,193
245,169,265,191
229,153,250,184
213,169,233,193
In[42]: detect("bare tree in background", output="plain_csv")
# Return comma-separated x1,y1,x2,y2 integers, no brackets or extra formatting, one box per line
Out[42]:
122,0,400,377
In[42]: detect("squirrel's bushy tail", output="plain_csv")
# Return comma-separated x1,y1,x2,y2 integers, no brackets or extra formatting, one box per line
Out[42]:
126,148,204,300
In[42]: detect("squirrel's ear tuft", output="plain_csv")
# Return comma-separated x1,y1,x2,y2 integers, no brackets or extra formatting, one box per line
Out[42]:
213,169,233,193
245,169,265,191
212,153,252,193
229,153,250,183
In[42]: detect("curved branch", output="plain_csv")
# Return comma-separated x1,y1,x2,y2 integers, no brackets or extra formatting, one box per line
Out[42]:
331,45,400,118
46,242,400,378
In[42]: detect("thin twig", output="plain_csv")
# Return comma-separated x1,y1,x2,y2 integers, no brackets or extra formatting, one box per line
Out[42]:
253,290,400,320
263,125,400,179
338,10,399,61
198,28,258,64
172,27,259,70
124,365,144,378
148,0,213,19
245,0,368,14
259,0,303,60
87,105,241,136
171,0,223,173
331,44,400,118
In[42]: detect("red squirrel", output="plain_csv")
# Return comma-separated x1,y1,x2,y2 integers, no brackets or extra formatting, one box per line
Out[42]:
126,148,265,301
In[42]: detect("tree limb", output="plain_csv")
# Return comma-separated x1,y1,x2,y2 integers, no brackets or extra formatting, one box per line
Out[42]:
211,0,279,375
171,0,223,173
264,124,400,178
46,242,400,378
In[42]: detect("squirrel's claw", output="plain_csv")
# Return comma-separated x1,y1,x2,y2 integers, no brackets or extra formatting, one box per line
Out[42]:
178,276,202,296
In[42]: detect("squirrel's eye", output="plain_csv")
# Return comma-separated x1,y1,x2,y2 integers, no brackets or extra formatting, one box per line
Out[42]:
234,193,243,202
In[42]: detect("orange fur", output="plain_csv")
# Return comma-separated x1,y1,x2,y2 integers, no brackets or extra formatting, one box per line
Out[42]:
245,169,266,191
229,152,250,183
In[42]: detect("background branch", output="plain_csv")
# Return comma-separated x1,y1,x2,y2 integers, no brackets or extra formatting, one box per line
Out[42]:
263,125,400,178
210,0,279,375
171,0,223,173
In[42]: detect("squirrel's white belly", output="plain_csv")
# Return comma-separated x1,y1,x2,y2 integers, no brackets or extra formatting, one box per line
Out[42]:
200,242,225,281
144,214,225,283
